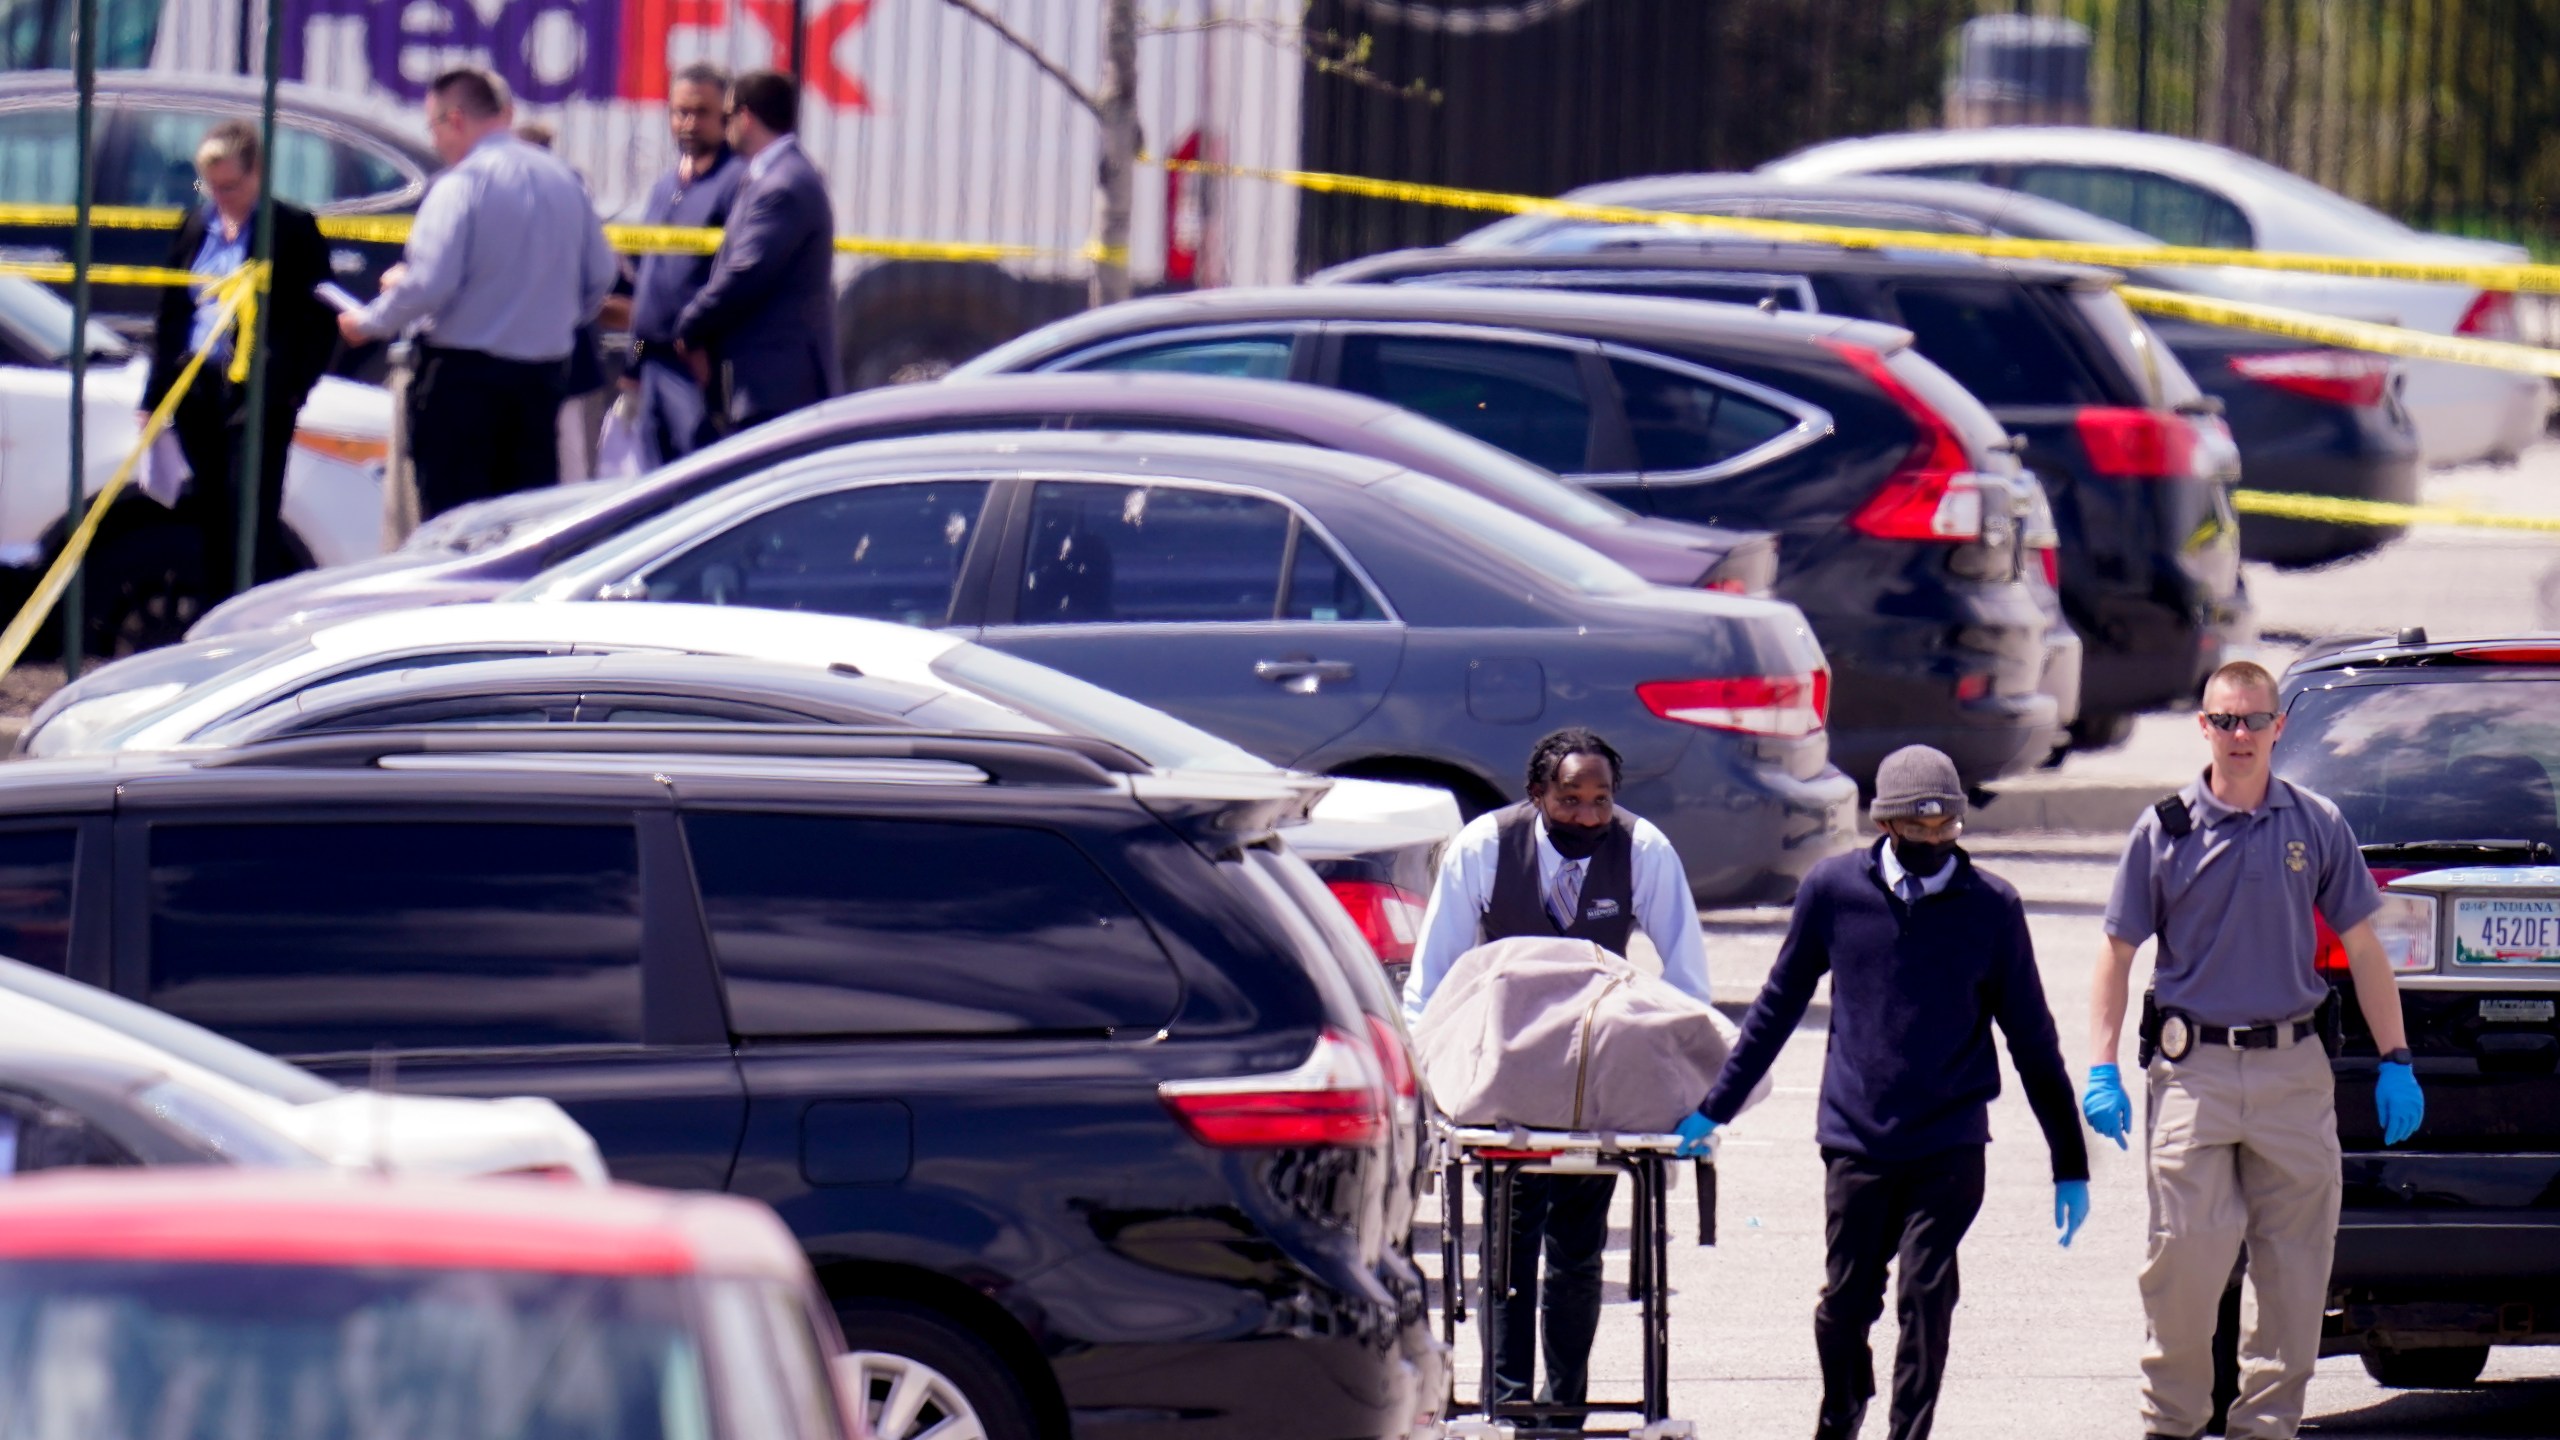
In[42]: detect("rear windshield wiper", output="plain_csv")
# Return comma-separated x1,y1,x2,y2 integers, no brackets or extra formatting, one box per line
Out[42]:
2362,839,2556,865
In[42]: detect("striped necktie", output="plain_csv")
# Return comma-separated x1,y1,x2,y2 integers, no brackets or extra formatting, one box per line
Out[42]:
1551,860,1585,928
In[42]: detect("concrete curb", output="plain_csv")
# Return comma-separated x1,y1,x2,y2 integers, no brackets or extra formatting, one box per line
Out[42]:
1966,779,2158,837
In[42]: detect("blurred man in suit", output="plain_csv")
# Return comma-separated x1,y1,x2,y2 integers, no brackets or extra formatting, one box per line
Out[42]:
142,118,336,600
674,69,840,432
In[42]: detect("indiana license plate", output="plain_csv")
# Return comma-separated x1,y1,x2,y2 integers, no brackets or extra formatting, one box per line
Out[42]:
2454,896,2560,965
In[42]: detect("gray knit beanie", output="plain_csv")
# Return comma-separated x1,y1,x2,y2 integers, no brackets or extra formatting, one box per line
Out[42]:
1869,745,1965,822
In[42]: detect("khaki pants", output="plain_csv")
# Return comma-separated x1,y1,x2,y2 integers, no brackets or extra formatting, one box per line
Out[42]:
2139,1033,2340,1440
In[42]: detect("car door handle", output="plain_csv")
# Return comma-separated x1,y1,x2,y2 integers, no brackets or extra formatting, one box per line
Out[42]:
1255,659,1355,693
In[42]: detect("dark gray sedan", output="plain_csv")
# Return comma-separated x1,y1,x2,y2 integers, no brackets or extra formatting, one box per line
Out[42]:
190,374,1774,641
521,429,1858,903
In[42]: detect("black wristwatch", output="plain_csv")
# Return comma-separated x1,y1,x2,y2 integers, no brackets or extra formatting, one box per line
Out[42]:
2381,1048,2413,1067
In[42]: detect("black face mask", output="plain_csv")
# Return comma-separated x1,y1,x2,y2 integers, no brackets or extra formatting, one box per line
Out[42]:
1892,837,1958,876
1546,818,1611,860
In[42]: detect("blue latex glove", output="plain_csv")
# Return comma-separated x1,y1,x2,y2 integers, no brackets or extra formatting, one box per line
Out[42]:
1673,1110,1720,1158
2054,1180,2090,1248
2082,1064,2131,1150
2376,1060,2424,1146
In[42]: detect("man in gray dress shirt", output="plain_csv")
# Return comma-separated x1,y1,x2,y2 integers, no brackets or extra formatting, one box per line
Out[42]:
339,66,616,517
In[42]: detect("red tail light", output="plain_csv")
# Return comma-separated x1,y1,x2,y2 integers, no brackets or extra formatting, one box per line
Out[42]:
1818,338,1985,542
2228,351,2391,408
2038,547,2060,588
2076,407,2200,480
2316,867,2412,973
1700,577,1748,595
1365,1014,1419,1101
2457,289,2518,339
1164,130,1205,286
1327,877,1426,965
1160,1029,1386,1148
1638,670,1828,737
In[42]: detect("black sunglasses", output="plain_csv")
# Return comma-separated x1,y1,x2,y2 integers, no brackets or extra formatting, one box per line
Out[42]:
2204,710,2278,733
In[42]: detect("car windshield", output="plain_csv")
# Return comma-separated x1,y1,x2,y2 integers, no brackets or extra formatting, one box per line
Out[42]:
0,274,129,364
1372,473,1647,597
2277,677,2560,851
0,957,340,1105
928,643,1275,773
1366,411,1636,529
0,1261,713,1440
133,1079,324,1167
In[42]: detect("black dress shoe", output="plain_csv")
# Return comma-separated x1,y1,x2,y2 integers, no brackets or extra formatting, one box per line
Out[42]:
1814,1399,1867,1440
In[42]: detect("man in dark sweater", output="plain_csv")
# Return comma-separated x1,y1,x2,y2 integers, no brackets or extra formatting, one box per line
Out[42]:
1674,745,2091,1440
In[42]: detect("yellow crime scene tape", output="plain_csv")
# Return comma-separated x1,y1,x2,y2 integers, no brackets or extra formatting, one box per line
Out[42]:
1,168,2549,570
0,201,1112,265
0,262,258,679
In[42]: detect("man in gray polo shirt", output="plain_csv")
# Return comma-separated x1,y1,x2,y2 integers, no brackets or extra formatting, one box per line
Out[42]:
2083,660,2424,1440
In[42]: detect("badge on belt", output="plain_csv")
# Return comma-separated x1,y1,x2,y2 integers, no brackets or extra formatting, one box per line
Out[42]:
2160,1013,2192,1062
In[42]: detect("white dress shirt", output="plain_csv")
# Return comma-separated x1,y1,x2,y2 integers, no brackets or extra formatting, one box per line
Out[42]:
1877,835,1958,901
1402,807,1713,1023
746,132,802,184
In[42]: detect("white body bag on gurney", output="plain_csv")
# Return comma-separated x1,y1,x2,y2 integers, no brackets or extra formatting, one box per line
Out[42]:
1413,935,1771,1132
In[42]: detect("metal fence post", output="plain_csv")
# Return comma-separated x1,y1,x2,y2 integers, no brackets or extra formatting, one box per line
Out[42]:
236,0,285,596
63,0,95,675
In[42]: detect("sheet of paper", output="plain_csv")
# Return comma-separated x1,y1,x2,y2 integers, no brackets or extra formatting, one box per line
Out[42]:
135,428,192,508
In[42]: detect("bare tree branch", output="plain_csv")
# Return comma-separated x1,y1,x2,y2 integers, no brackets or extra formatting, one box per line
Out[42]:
934,0,1105,119
1143,6,1441,104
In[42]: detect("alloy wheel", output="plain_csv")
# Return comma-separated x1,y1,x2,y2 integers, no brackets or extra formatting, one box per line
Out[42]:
842,1348,989,1440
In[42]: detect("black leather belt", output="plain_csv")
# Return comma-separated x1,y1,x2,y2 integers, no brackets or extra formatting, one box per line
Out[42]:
2193,1018,2317,1050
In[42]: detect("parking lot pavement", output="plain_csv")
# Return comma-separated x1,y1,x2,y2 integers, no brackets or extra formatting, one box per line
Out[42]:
1431,833,2560,1437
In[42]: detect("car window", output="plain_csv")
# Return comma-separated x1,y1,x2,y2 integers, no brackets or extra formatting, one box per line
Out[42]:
644,480,991,626
0,0,153,66
1887,281,2106,408
146,821,646,1055
1020,480,1298,624
1069,334,1295,379
1336,335,1598,473
685,813,1180,1037
117,110,349,209
1283,526,1383,622
2069,287,2206,409
0,1093,137,1173
2278,678,2560,852
1888,163,1992,185
2007,164,2255,250
1607,358,1796,472
0,828,77,975
0,108,77,205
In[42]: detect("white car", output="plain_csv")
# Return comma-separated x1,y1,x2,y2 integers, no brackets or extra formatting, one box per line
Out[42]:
20,599,1459,824
1761,126,2550,468
0,275,390,647
0,954,608,1180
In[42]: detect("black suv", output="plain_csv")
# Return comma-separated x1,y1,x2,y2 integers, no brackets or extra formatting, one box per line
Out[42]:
2274,634,2560,1387
1317,243,2255,752
959,286,2061,789
0,727,1442,1440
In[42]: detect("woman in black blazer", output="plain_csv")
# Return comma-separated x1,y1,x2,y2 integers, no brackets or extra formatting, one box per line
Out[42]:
139,118,338,601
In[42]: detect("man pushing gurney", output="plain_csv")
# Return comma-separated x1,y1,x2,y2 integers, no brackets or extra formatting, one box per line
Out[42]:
1403,727,1719,1426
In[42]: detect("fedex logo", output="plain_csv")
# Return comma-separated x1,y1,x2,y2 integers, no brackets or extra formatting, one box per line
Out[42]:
279,0,870,108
